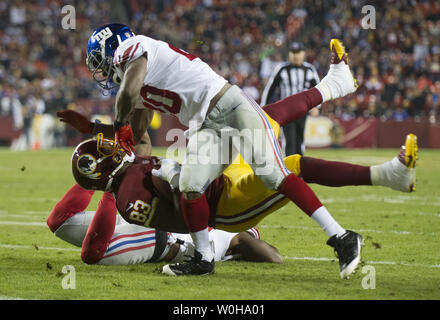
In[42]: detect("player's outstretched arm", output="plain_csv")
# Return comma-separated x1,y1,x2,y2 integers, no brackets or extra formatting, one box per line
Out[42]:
56,109,116,139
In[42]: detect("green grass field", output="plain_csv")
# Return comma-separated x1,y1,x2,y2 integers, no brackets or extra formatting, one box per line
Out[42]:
0,146,439,300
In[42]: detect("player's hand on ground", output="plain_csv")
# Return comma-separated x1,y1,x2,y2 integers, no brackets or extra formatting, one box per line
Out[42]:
56,109,92,134
152,158,181,189
114,122,135,156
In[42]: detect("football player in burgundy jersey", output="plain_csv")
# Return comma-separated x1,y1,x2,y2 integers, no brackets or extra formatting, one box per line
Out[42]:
85,23,360,275
47,184,281,266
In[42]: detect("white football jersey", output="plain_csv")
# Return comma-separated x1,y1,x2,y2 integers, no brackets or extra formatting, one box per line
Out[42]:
98,222,239,265
113,35,228,133
54,210,261,265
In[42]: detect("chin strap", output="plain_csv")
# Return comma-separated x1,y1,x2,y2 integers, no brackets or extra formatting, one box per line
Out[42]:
104,153,135,192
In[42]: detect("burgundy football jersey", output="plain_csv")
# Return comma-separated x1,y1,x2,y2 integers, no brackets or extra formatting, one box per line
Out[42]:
115,156,160,227
114,155,225,229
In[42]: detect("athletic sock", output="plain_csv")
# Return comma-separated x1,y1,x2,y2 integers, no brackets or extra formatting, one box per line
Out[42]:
311,206,346,237
262,88,323,127
181,194,214,262
278,173,346,237
278,173,323,216
190,228,214,262
300,157,372,186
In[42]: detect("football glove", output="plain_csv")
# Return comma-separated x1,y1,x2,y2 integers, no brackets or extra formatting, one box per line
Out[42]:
167,235,196,263
151,158,181,190
114,121,135,156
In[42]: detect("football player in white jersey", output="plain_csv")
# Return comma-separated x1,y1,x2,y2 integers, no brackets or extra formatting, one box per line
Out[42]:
85,23,358,276
47,185,282,266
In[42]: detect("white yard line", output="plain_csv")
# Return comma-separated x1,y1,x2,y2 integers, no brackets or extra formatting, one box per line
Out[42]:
260,224,440,236
0,211,48,215
0,210,48,214
284,256,440,269
0,244,80,252
0,295,40,300
0,211,49,221
417,212,440,218
0,214,45,220
0,296,26,300
319,194,437,204
0,221,47,227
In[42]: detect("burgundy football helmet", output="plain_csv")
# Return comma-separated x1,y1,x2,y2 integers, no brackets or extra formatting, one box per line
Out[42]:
71,133,134,192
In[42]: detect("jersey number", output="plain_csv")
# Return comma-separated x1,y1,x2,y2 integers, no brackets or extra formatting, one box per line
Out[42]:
138,43,196,114
128,198,158,225
140,85,182,115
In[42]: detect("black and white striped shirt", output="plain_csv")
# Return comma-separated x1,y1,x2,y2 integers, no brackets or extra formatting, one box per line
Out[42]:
260,61,320,106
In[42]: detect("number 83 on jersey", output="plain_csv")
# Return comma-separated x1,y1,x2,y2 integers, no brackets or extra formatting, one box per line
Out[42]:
128,198,158,226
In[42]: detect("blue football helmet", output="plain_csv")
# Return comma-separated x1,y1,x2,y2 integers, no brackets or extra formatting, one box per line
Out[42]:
86,23,134,90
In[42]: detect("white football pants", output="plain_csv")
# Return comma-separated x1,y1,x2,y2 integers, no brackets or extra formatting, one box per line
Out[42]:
179,85,290,194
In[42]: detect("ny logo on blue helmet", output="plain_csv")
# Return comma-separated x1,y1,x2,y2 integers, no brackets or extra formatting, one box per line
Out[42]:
86,23,134,90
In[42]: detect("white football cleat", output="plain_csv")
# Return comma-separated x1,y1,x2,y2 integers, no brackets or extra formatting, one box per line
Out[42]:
370,134,418,192
315,39,358,102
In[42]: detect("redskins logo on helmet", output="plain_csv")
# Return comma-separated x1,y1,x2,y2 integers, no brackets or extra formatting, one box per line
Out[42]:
72,135,134,191
77,154,97,175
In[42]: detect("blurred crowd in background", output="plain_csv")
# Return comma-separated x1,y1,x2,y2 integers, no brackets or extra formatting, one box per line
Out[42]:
0,0,439,147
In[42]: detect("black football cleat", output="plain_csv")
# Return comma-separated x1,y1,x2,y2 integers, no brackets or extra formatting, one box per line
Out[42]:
327,230,363,279
162,250,215,276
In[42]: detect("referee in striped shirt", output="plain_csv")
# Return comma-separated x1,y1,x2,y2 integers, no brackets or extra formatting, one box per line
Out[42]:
260,42,320,156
